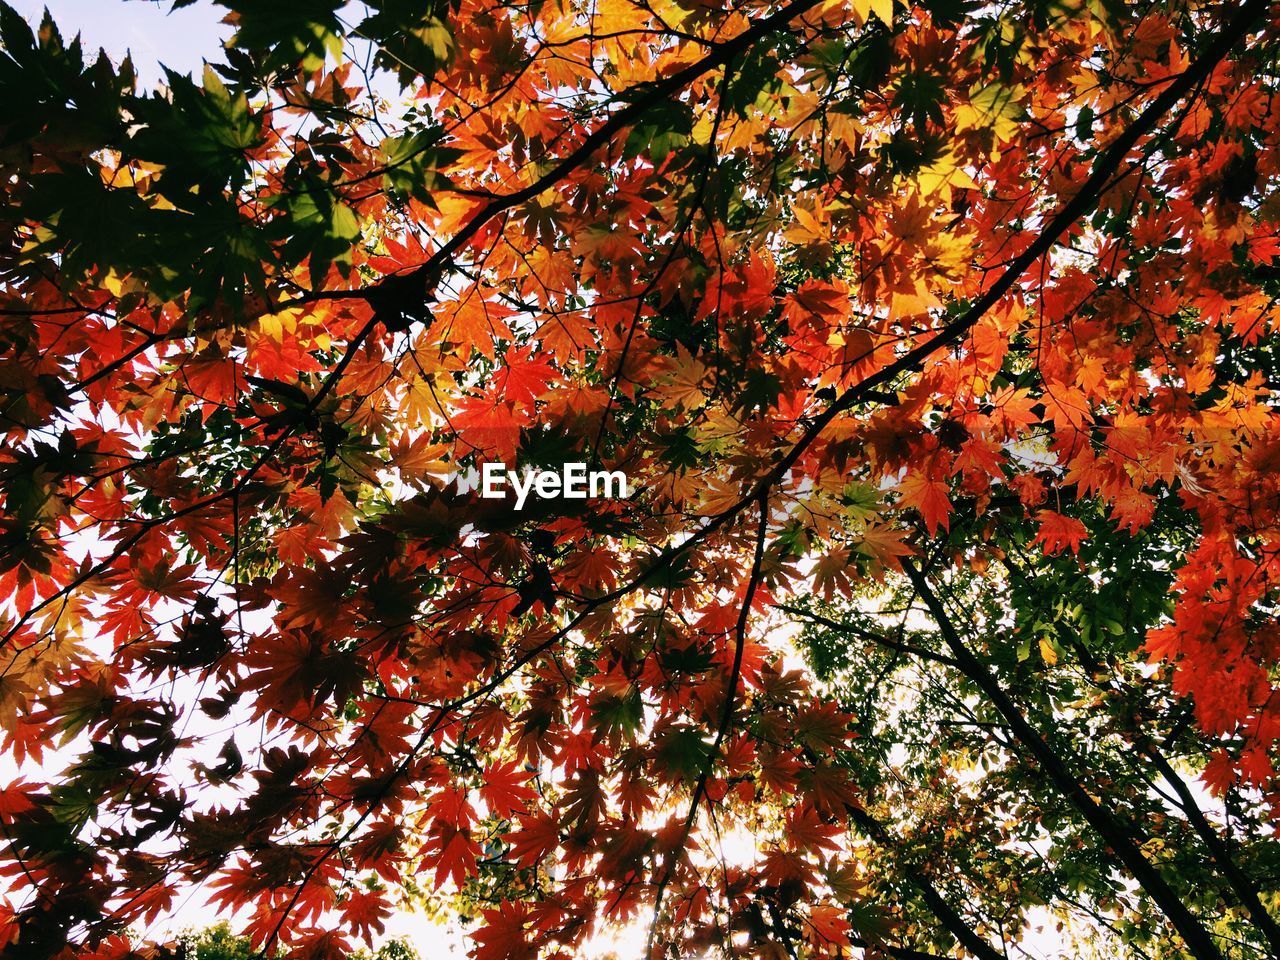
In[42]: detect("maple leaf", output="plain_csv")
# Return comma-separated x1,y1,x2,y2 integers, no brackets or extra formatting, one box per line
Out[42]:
341,888,391,946
954,82,1026,147
813,546,854,600
287,929,351,960
852,0,895,27
452,394,525,462
480,760,539,818
506,811,560,868
493,346,558,410
434,289,516,359
5,1,1280,957
419,821,482,888
807,903,853,950
786,805,842,852
0,780,36,818
897,471,952,535
473,901,538,960
854,523,911,574
1031,510,1089,556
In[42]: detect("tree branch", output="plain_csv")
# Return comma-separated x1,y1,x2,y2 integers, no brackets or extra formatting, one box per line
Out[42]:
901,559,1226,960
774,602,961,668
845,805,1007,960
355,0,829,331
588,0,1272,612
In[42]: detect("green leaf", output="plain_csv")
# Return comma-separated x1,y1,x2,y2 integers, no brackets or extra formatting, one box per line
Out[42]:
658,426,700,471
358,0,455,87
381,129,462,205
219,0,344,71
624,98,694,161
1075,105,1094,142
274,180,362,281
726,42,785,115
0,1,133,151
589,687,643,742
130,66,262,194
654,724,713,780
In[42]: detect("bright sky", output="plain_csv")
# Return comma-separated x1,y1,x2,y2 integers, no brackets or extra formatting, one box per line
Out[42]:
8,0,229,86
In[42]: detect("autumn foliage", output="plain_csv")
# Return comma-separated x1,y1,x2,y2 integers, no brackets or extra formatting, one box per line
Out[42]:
2,0,1280,958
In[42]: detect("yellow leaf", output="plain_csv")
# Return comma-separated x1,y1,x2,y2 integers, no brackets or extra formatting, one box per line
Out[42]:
258,308,302,344
1039,637,1059,666
785,204,830,247
99,163,139,189
402,374,450,426
655,344,708,410
954,82,1026,148
914,148,978,201
850,0,893,26
101,270,126,297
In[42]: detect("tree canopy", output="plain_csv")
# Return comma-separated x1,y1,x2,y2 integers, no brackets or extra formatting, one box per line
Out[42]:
2,0,1280,958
